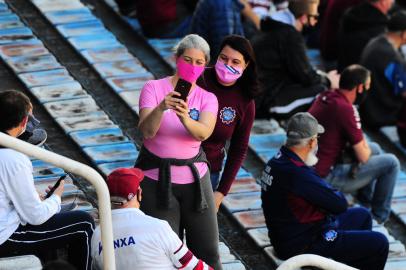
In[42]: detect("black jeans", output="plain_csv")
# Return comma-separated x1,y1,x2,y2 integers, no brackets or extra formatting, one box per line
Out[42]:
0,211,94,270
140,173,222,270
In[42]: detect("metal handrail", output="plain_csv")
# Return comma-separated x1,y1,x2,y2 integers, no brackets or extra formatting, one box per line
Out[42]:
277,254,358,270
0,132,116,270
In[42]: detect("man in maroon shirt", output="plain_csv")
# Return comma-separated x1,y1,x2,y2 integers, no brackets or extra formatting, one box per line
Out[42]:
309,64,400,224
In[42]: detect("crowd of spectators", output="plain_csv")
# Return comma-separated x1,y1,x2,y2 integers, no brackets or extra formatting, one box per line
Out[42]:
2,0,406,269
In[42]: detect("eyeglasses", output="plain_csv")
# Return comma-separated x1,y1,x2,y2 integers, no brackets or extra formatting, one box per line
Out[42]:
307,14,319,20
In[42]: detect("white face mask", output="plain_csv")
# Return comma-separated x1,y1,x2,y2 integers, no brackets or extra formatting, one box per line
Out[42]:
305,144,319,167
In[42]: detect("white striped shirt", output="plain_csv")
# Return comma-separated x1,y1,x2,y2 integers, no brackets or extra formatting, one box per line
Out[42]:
91,208,212,270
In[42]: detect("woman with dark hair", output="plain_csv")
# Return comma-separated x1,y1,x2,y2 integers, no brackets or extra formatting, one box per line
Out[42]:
198,35,260,210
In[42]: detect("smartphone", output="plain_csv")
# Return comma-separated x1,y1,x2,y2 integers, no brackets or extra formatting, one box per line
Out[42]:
174,78,192,101
45,174,67,199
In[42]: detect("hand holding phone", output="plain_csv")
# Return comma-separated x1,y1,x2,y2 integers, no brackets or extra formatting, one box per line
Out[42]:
174,78,192,101
45,174,67,199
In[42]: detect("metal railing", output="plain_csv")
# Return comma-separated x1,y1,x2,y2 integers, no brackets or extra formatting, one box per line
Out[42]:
277,254,358,270
0,132,116,270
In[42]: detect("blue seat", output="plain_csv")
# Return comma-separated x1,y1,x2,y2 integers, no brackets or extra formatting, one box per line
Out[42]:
32,160,65,179
6,54,60,74
57,20,108,38
83,142,138,164
18,68,74,88
81,45,132,64
249,133,286,152
44,8,95,25
70,128,129,147
98,160,136,176
68,33,119,50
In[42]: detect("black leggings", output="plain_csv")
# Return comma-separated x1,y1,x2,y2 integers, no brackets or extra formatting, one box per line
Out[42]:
140,173,222,270
0,211,94,270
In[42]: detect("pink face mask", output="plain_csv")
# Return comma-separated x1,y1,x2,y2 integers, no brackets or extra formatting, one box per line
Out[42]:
176,58,205,83
215,60,243,84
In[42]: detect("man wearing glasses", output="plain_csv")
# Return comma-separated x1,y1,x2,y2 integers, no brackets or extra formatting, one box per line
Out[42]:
309,65,400,225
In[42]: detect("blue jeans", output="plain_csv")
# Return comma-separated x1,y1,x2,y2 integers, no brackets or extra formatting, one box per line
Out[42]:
308,207,389,270
210,172,220,191
325,142,399,223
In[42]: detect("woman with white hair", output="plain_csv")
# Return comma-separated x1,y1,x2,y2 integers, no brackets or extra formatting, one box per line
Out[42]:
135,34,222,269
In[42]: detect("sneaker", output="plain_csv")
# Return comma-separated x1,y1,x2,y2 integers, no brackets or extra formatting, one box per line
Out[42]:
19,129,47,146
27,114,41,132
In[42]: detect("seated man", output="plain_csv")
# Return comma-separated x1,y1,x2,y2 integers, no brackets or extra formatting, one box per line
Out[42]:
0,90,94,269
309,65,400,224
252,0,338,120
337,0,391,71
260,112,389,270
359,11,406,147
91,168,214,270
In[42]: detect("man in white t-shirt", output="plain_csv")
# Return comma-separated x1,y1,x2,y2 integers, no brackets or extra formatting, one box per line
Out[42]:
91,167,213,270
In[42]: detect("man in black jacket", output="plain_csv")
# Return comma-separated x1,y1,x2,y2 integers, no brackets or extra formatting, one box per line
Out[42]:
252,0,338,120
337,0,393,71
360,11,406,143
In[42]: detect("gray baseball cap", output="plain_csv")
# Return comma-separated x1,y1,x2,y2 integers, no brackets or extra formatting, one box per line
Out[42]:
286,112,324,139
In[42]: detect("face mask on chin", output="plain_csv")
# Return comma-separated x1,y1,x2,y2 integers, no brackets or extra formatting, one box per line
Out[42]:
305,144,319,167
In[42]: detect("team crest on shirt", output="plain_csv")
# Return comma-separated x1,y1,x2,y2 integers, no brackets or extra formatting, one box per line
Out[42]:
189,108,200,120
220,107,236,124
323,230,338,242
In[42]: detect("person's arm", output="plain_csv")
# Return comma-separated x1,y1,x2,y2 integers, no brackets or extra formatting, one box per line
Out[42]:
138,107,164,139
138,92,180,139
174,98,217,141
239,0,260,29
285,29,325,87
138,81,181,139
5,161,62,225
341,104,367,163
293,173,348,214
214,101,255,209
353,138,371,164
160,222,213,270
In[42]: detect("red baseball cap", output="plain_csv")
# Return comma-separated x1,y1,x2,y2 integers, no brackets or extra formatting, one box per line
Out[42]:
107,168,144,202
